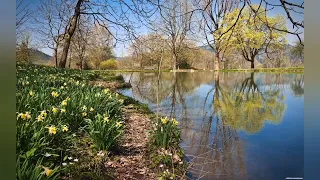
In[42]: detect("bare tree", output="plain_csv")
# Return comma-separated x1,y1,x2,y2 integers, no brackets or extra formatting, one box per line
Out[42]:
35,0,71,67
57,0,157,68
155,0,194,71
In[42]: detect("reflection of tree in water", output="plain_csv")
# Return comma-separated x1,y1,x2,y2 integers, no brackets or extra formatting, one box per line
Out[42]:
290,74,304,97
216,72,287,134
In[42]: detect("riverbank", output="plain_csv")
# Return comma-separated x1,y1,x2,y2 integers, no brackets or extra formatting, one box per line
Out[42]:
94,67,304,73
16,64,186,180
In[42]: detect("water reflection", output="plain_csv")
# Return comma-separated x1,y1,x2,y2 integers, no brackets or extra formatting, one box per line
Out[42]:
120,72,304,180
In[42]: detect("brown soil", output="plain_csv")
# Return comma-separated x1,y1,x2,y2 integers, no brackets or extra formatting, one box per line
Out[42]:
105,104,157,180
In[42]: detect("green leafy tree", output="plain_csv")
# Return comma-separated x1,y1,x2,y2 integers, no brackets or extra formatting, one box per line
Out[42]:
223,5,287,69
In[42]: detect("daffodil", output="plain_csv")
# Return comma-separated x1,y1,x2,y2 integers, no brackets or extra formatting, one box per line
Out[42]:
116,121,123,127
119,99,124,103
29,91,34,96
40,110,47,117
81,105,87,111
161,117,168,124
103,116,109,123
65,97,71,101
172,118,178,126
63,83,67,86
25,112,31,120
52,107,58,114
42,167,54,176
62,125,68,132
48,126,57,135
17,113,26,120
60,109,66,113
104,89,110,94
37,115,44,122
82,112,87,117
61,100,67,106
51,91,59,98
90,107,94,112
26,81,29,85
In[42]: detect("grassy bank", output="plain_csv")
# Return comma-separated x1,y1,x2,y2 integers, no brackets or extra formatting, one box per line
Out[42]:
16,64,186,179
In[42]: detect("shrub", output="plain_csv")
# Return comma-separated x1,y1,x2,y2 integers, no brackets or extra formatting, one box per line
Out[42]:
100,59,118,70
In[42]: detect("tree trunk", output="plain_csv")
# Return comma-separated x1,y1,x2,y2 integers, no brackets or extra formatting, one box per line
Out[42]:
214,51,220,71
172,53,177,71
53,48,58,67
58,0,83,68
250,60,254,69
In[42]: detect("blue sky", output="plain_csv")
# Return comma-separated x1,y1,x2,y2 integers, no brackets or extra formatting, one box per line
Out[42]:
22,0,304,57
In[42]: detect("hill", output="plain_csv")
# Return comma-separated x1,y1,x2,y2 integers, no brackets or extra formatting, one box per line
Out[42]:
30,49,52,61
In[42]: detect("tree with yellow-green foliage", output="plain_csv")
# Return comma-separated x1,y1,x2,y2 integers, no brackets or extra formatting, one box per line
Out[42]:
222,5,287,69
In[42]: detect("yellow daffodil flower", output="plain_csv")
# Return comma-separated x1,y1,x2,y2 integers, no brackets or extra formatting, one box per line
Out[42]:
37,115,44,122
61,100,67,106
42,167,54,176
40,110,47,117
29,91,34,96
104,89,110,94
161,117,168,124
51,91,59,98
60,109,66,113
25,112,31,120
90,107,94,112
48,126,57,135
82,112,87,117
52,107,58,114
62,125,68,132
116,121,123,127
103,116,109,123
81,105,87,111
172,118,178,126
17,113,26,120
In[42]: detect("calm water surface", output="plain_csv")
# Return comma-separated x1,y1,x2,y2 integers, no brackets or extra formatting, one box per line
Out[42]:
118,72,304,180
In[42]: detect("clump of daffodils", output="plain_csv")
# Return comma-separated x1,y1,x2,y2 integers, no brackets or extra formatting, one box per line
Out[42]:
160,117,178,126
